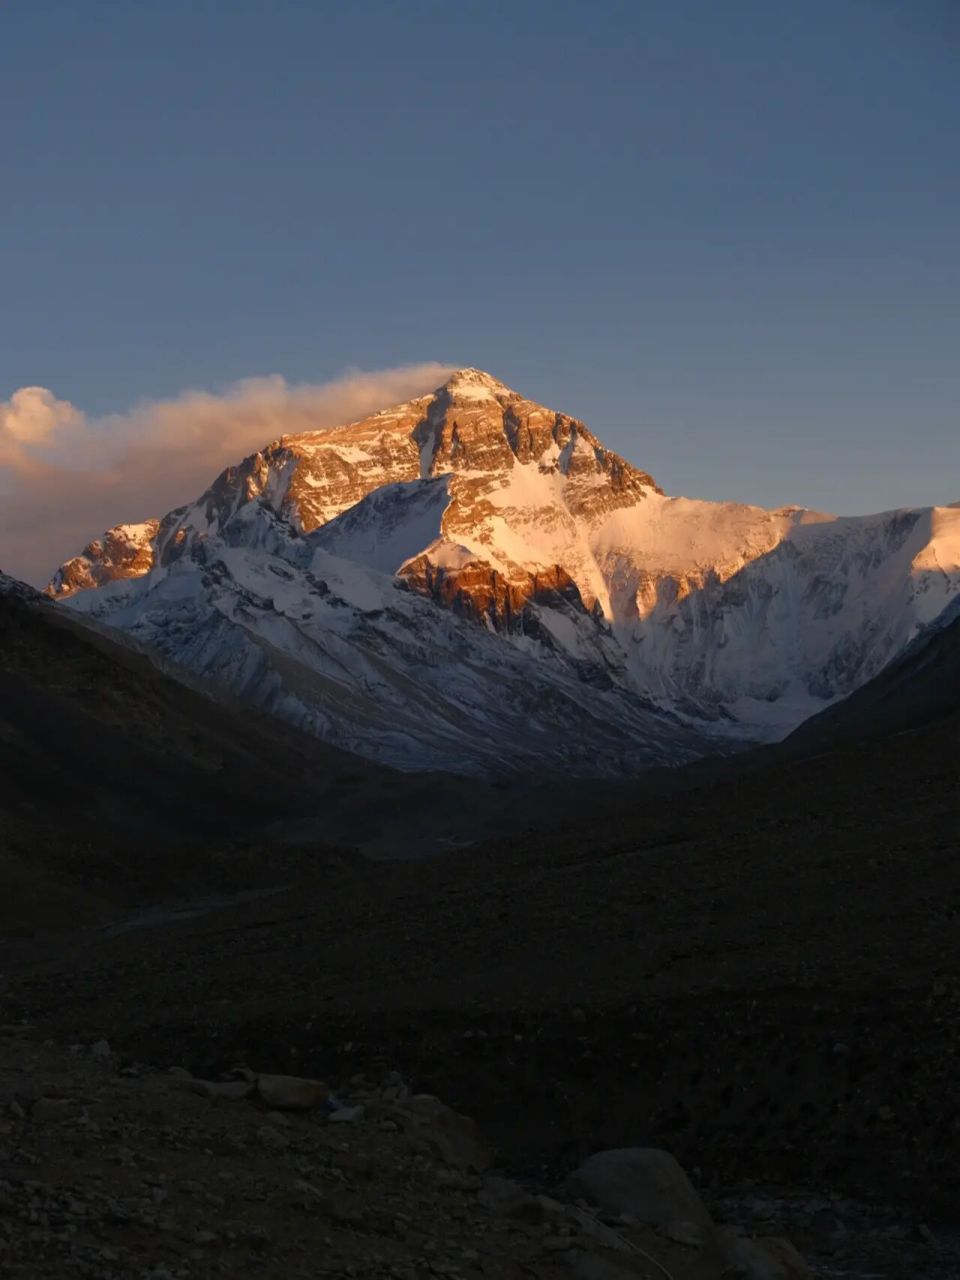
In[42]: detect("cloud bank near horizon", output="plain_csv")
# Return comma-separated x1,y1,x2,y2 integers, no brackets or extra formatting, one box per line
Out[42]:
0,363,455,587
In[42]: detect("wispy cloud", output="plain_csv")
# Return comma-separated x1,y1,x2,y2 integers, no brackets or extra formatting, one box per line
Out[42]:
0,363,455,586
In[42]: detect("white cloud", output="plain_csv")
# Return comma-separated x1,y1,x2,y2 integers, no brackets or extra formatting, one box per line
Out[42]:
0,386,86,451
0,362,455,586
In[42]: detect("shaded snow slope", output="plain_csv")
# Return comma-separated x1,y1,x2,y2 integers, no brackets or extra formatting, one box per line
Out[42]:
67,526,713,777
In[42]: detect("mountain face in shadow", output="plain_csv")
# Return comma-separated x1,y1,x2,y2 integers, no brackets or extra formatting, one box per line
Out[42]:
0,571,518,928
781,605,960,753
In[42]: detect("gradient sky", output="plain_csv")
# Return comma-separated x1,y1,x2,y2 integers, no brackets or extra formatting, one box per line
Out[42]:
2,0,959,528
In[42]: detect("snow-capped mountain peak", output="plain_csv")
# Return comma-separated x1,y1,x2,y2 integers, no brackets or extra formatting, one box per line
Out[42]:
437,366,513,399
47,370,960,777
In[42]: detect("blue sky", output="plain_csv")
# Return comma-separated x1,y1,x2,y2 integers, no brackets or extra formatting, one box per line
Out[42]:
2,0,958,523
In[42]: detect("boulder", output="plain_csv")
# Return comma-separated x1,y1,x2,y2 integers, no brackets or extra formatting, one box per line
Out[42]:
477,1176,534,1216
542,1235,576,1253
565,1147,711,1228
658,1218,704,1247
254,1072,330,1111
393,1094,492,1171
565,1255,651,1280
718,1231,813,1279
567,1207,632,1252
175,1078,254,1101
328,1104,365,1125
256,1124,289,1150
478,1177,567,1224
30,1097,73,1123
434,1169,481,1191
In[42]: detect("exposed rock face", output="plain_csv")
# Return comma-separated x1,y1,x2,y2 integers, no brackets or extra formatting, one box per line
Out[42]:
47,368,960,770
47,520,160,598
398,555,588,630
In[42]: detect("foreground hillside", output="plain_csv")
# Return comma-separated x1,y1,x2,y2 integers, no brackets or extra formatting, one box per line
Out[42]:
5,618,957,1270
6,1030,788,1280
9,1024,959,1280
0,572,547,929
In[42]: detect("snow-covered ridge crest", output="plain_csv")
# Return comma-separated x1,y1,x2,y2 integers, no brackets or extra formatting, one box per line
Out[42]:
47,369,960,774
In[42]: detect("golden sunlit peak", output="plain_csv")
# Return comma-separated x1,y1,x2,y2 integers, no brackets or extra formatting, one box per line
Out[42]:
439,368,512,396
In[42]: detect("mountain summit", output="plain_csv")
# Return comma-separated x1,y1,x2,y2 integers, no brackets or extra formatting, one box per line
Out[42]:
50,368,659,608
48,370,960,776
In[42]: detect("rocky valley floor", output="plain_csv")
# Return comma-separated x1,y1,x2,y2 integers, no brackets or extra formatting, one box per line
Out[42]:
2,691,958,1277
2,1029,957,1280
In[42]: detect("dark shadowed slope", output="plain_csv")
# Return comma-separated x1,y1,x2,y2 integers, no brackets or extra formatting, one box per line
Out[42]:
780,608,960,753
0,570,375,927
0,571,375,841
0,571,517,928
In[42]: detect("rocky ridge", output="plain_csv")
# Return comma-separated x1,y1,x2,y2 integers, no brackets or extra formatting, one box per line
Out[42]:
49,521,161,598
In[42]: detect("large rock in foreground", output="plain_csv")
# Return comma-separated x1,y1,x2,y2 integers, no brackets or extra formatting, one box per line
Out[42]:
717,1231,813,1279
389,1093,493,1172
565,1147,711,1228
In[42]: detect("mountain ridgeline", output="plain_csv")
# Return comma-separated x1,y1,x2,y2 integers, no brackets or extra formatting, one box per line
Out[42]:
47,368,960,777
